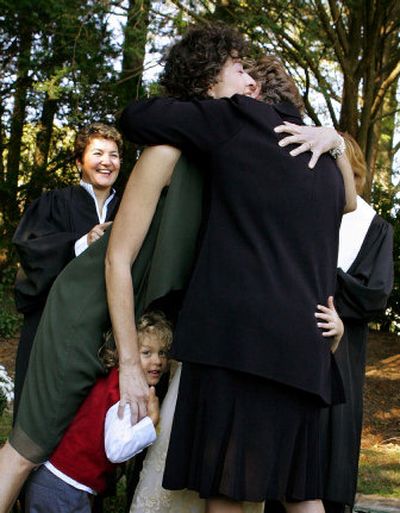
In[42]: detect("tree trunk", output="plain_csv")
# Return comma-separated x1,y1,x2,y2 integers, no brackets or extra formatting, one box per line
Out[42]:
26,95,58,203
5,19,33,235
0,102,6,190
118,0,151,180
367,79,399,206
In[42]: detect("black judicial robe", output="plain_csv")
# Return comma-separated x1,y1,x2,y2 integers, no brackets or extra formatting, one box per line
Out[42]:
321,213,394,512
12,185,119,417
265,211,394,513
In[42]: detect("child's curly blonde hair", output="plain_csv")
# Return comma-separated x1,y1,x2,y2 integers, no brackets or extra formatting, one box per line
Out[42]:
99,311,173,370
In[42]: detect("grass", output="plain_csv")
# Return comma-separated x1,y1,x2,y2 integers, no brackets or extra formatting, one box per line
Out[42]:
358,445,400,498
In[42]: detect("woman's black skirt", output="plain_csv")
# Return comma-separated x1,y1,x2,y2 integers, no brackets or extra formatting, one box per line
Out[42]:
163,362,323,503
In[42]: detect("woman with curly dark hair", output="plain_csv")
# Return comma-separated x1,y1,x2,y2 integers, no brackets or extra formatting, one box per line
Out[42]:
160,22,247,100
109,27,356,513
123,50,356,513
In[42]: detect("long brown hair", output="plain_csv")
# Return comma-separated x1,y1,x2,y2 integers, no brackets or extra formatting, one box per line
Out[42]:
340,132,366,195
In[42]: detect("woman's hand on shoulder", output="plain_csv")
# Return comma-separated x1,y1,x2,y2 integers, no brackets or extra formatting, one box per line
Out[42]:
274,122,343,169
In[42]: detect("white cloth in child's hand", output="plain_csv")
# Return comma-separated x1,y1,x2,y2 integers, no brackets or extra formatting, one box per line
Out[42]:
104,403,156,463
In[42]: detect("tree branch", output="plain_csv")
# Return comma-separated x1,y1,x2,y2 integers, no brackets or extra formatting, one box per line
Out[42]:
271,27,340,103
303,68,322,125
313,0,346,69
169,0,205,23
327,0,349,54
371,60,400,118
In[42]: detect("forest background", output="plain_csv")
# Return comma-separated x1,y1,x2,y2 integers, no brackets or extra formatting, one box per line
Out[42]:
0,0,399,337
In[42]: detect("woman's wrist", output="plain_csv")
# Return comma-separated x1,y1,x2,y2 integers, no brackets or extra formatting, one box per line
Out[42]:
329,133,346,159
119,356,141,368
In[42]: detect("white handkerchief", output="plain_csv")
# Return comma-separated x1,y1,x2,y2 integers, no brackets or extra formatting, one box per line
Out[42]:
104,403,156,464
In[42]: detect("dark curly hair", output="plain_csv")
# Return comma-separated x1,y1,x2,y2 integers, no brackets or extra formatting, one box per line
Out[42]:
247,55,305,114
160,22,247,100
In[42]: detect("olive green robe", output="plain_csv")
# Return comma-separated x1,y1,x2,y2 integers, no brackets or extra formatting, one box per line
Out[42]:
10,156,204,463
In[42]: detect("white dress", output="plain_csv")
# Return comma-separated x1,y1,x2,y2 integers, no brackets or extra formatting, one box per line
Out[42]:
130,363,264,513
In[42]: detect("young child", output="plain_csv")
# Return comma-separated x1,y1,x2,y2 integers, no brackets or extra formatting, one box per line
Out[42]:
24,311,172,513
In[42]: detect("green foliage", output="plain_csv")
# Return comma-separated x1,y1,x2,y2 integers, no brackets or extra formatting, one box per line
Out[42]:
33,67,73,100
359,446,400,498
0,390,7,420
371,183,400,334
0,267,22,338
0,408,12,443
146,80,163,97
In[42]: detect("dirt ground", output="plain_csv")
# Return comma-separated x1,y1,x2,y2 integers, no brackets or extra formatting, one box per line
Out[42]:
1,330,399,450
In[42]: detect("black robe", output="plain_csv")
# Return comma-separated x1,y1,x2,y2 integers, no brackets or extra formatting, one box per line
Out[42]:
12,185,119,417
265,209,393,513
321,213,394,512
119,95,345,405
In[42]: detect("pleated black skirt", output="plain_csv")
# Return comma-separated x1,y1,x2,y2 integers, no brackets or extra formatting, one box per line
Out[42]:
163,362,323,502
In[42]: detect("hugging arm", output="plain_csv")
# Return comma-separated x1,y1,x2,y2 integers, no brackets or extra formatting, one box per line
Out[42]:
105,145,180,424
119,97,242,154
274,122,357,213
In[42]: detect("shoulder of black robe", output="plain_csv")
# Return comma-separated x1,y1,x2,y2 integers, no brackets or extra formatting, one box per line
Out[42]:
13,185,118,313
335,215,394,320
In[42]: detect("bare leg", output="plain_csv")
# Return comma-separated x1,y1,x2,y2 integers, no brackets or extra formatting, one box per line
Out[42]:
206,497,244,513
0,441,35,513
285,500,325,513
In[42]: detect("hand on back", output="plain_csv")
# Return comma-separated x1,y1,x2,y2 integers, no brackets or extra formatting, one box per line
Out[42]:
315,296,344,353
274,122,343,169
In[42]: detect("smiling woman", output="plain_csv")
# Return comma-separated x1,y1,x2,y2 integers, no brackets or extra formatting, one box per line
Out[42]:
11,122,122,421
78,139,121,194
